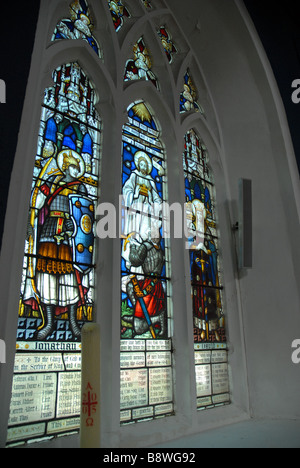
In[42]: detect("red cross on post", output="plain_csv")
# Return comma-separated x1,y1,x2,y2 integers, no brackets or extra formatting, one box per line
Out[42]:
80,323,101,448
82,382,98,425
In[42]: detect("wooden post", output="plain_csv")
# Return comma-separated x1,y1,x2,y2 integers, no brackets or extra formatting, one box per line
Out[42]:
80,323,101,448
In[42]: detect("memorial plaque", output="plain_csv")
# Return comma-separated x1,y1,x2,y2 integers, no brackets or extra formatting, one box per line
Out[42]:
7,423,46,443
14,354,64,373
155,402,174,416
149,367,173,405
211,350,228,364
120,410,131,422
132,406,154,420
120,352,145,369
47,417,80,435
120,369,148,410
212,393,230,405
57,372,81,418
212,363,229,395
64,354,81,370
147,340,172,351
146,352,171,367
197,396,212,408
8,373,57,426
195,364,212,397
195,351,211,365
121,340,145,352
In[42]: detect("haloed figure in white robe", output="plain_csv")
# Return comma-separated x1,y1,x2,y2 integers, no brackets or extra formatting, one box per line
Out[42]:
122,151,163,243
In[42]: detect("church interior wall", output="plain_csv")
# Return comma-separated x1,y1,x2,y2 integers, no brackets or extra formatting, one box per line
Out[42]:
0,0,299,448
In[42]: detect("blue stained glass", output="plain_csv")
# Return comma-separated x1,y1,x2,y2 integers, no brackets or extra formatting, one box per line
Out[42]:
45,118,58,142
7,63,102,446
82,133,93,155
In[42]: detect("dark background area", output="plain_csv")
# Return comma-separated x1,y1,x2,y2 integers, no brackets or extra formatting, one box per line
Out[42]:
0,1,40,247
244,0,300,174
0,0,299,246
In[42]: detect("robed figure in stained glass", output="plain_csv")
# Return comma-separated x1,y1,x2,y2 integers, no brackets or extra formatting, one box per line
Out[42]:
121,152,167,339
121,103,169,339
122,151,163,242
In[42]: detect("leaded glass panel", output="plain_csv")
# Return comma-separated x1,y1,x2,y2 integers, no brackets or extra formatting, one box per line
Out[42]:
7,63,101,446
124,38,159,90
157,27,177,64
180,70,204,114
107,0,130,32
183,129,230,410
120,101,174,424
52,0,101,57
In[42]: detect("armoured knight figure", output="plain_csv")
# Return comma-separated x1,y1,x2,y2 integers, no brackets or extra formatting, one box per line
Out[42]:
123,231,167,338
24,149,92,340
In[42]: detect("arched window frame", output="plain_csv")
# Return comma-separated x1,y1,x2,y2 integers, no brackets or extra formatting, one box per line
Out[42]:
0,0,249,449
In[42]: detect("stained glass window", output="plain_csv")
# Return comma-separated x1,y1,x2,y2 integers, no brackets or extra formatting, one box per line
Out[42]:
7,62,101,446
183,129,230,410
52,0,101,57
107,0,130,32
124,37,159,90
120,101,173,424
157,27,178,64
180,70,204,114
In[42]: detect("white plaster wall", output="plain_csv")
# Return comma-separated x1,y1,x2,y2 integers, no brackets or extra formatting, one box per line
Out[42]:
166,0,300,420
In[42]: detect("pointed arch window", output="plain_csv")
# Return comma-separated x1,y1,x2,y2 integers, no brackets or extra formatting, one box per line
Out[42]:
6,62,101,445
120,101,174,424
183,129,230,410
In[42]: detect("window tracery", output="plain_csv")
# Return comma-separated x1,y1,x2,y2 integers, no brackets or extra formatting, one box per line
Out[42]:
183,129,230,409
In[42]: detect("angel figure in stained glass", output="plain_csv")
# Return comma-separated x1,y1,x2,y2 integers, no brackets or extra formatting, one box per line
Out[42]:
53,0,100,56
180,71,204,114
158,27,178,64
122,151,163,249
107,0,130,32
124,38,159,89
